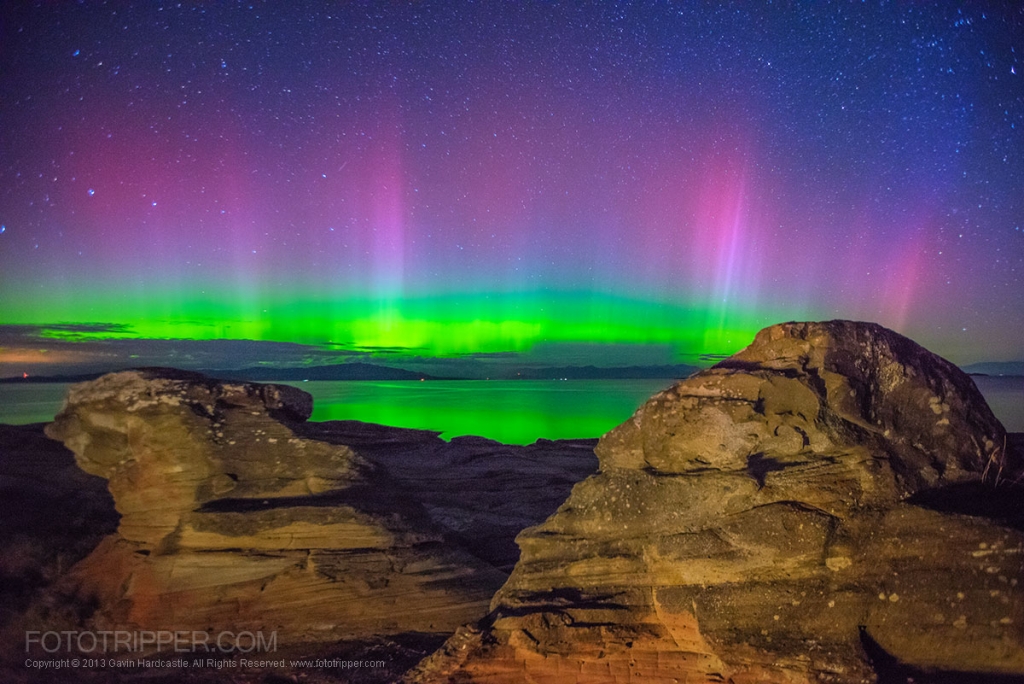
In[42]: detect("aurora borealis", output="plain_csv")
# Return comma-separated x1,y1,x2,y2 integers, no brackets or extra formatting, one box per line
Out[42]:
1,2,1023,375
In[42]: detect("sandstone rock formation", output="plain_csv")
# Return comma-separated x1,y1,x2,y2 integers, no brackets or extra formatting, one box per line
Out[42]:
410,321,1024,683
42,369,506,645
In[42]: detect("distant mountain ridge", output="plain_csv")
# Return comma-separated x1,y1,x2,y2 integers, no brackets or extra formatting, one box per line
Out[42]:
0,363,438,383
212,363,439,381
510,364,700,380
962,361,1024,376
0,372,108,384
1,362,703,383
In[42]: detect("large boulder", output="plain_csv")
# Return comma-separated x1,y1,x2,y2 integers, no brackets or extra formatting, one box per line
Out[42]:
42,369,505,645
410,321,1023,683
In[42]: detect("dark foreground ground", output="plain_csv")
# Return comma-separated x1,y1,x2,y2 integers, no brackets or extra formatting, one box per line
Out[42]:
2,422,1023,684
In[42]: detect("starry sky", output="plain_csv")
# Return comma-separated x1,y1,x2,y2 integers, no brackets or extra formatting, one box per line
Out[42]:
1,1,1022,376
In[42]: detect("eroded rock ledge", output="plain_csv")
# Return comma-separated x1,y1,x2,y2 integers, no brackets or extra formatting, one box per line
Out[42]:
42,368,508,645
409,320,1024,683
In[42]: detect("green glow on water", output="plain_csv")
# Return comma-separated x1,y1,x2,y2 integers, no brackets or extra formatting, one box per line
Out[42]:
296,379,675,444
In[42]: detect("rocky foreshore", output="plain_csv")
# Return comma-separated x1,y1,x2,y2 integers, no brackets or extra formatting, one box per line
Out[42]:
1,321,1023,684
0,371,596,682
409,321,1024,683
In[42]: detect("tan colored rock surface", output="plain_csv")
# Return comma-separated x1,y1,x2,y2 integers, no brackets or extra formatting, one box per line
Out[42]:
42,369,506,645
410,321,1024,683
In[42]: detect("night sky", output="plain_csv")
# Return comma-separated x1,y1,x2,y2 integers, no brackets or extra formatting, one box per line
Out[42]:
1,2,1022,375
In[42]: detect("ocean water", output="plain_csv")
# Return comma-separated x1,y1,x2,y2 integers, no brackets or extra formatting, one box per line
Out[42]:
1,375,1021,444
972,375,1024,435
0,383,70,426
298,379,675,443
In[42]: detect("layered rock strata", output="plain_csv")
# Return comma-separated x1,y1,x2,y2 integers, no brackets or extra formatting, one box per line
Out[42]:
410,321,1024,683
43,369,506,644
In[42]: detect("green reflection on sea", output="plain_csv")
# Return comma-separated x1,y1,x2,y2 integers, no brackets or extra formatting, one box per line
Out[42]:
295,379,675,444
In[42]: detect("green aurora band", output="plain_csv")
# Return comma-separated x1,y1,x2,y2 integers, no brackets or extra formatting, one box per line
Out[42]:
5,290,775,359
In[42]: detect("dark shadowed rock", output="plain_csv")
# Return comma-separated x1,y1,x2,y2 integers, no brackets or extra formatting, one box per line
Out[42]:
0,424,116,632
410,321,1024,684
296,420,598,572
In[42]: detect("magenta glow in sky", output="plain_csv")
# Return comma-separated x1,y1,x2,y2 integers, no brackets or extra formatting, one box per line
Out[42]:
1,2,1022,369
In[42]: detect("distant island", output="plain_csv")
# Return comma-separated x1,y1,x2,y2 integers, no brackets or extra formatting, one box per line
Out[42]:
212,363,441,382
0,363,435,384
510,364,700,380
